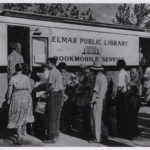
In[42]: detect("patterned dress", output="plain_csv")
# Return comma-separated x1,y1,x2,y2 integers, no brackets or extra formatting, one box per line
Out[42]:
7,73,34,129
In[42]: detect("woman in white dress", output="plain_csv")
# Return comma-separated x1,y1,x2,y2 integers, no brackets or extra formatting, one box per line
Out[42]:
7,63,34,145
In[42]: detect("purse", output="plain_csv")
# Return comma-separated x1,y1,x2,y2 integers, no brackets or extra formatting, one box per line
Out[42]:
35,98,46,114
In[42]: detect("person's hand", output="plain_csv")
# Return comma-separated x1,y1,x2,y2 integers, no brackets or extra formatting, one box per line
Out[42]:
90,99,96,104
7,99,10,105
40,92,47,98
89,100,96,108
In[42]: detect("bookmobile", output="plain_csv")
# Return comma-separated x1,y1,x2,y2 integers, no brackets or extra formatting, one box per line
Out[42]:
0,9,150,105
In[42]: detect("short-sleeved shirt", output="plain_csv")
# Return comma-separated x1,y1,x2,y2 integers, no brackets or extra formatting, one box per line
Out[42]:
8,51,24,75
48,67,63,92
93,72,107,99
117,69,130,87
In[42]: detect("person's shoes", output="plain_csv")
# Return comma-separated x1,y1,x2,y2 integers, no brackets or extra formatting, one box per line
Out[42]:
13,137,23,145
101,135,108,142
30,130,35,136
88,139,100,143
43,138,56,143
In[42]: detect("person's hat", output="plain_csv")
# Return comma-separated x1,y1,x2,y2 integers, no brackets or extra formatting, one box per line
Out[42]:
58,62,67,70
80,64,87,69
90,57,104,70
71,73,77,79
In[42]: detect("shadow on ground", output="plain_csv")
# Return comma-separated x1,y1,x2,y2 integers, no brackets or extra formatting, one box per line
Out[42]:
62,129,133,147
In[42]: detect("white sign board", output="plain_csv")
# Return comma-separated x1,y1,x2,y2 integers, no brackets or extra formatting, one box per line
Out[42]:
51,28,139,66
33,38,47,66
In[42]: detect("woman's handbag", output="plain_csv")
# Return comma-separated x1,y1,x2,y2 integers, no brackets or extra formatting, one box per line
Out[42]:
35,98,46,114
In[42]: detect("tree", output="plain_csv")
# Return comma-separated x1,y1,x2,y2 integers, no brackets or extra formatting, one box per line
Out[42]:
134,4,150,26
113,3,150,27
112,4,132,25
2,3,32,12
0,3,96,21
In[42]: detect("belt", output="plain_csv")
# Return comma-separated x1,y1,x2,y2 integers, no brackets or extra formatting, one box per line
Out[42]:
13,89,28,92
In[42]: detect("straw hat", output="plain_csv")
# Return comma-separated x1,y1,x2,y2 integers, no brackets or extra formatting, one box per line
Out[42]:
90,57,104,71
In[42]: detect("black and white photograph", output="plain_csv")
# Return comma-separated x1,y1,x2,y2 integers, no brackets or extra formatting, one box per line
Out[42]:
0,1,150,147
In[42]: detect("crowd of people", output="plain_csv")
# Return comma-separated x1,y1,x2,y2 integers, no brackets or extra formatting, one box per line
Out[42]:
3,42,150,145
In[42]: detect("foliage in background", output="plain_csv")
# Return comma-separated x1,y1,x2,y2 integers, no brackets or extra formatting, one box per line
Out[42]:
112,3,150,28
1,3,95,21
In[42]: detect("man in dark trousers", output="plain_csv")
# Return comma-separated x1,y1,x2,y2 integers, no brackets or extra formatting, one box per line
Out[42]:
43,57,63,143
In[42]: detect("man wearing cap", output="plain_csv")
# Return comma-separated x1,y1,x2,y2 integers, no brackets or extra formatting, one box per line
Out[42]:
89,59,107,143
43,57,63,143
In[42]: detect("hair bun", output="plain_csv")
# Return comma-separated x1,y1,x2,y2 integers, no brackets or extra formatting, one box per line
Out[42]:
15,63,22,72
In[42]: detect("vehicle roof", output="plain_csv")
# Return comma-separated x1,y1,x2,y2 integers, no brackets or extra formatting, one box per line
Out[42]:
0,9,148,32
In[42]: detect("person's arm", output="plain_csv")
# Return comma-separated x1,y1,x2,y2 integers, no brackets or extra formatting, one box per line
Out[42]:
40,83,54,98
91,76,100,103
46,83,55,93
41,71,55,96
7,56,11,73
26,78,32,93
20,55,24,63
138,82,143,96
7,78,13,104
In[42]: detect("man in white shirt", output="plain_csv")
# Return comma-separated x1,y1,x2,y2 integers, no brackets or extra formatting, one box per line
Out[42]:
116,59,130,138
43,57,63,143
89,59,107,143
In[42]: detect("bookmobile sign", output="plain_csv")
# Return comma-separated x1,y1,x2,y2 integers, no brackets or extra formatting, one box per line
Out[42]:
51,28,139,66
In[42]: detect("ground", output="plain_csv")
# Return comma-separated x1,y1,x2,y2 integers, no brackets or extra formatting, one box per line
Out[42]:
0,106,150,147
0,132,150,147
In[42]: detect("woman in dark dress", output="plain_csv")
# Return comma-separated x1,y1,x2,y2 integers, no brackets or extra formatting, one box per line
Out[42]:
127,68,142,138
102,71,114,138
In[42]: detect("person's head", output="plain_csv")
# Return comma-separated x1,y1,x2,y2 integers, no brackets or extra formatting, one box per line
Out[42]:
58,62,67,73
90,62,104,75
15,63,22,72
80,64,86,73
117,59,126,70
30,71,40,82
42,64,49,72
85,66,91,76
144,67,150,79
130,68,138,81
21,63,30,76
70,73,78,84
22,68,31,77
47,57,57,69
106,71,112,82
90,56,104,75
90,68,103,75
139,47,143,53
9,42,18,52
